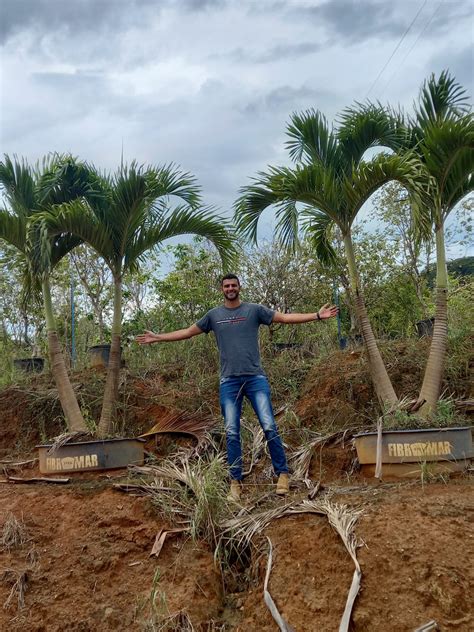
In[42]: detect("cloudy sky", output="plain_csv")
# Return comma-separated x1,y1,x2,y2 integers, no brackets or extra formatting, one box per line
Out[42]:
1,0,473,250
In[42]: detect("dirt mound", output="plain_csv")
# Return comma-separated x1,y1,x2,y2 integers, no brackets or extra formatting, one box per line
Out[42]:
0,484,222,631
296,339,472,431
236,480,474,631
1,475,472,631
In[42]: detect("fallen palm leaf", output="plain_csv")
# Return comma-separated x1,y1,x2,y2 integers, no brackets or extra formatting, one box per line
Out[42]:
290,431,344,481
150,527,188,558
242,419,265,477
0,459,37,468
414,621,439,632
220,498,362,632
140,409,217,442
263,537,295,632
289,499,362,632
47,431,92,454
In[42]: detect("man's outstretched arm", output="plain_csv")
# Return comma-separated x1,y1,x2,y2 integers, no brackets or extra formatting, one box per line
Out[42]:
136,324,204,345
272,303,338,324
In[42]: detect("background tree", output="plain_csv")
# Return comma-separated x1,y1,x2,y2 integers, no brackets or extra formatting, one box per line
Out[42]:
401,71,474,415
0,155,89,432
37,162,236,437
235,107,428,409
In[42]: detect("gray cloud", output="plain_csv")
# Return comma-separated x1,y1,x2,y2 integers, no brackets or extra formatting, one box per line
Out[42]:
1,0,472,240
213,42,323,65
0,0,228,44
289,0,472,44
427,45,474,97
242,85,333,117
0,0,158,43
295,0,407,42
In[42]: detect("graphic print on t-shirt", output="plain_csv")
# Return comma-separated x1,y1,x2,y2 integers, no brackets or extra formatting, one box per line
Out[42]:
216,316,247,325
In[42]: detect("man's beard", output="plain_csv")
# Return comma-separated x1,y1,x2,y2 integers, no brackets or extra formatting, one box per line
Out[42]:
224,289,239,300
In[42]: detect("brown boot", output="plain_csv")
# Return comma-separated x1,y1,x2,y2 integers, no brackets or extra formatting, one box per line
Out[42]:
276,473,290,495
227,480,242,502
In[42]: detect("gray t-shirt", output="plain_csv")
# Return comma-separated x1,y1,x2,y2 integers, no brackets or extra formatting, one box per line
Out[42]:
196,302,275,378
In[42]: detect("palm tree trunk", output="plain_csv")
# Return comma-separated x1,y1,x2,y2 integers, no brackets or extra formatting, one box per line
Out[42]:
97,276,122,437
417,224,448,417
343,234,398,408
42,279,88,433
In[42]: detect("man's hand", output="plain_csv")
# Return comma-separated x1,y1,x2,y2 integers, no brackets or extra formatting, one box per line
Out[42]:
318,303,338,320
136,330,159,345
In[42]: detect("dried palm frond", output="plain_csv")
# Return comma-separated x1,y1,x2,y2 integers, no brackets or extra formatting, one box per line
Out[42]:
242,419,265,477
288,499,363,632
130,453,230,547
220,498,362,632
46,431,92,454
264,537,296,632
219,501,296,551
289,432,332,480
140,409,217,442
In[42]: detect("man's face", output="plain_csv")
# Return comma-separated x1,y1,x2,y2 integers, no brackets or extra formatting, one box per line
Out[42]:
222,278,240,301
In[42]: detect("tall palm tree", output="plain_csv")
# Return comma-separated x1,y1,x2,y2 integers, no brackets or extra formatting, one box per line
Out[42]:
406,72,474,415
36,162,236,437
235,109,429,409
0,155,90,432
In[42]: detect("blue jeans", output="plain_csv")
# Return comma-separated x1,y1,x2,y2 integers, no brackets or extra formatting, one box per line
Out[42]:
219,374,289,480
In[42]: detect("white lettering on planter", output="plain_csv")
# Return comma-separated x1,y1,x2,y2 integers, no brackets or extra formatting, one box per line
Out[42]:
45,454,99,471
387,441,452,459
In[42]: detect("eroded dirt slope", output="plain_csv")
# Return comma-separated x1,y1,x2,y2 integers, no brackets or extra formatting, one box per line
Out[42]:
1,472,473,631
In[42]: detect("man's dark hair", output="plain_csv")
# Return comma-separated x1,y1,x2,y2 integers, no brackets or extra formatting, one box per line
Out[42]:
221,273,240,286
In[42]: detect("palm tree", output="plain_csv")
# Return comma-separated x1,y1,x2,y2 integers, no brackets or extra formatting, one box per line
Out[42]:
36,162,236,437
0,155,90,432
235,108,429,409
406,72,474,415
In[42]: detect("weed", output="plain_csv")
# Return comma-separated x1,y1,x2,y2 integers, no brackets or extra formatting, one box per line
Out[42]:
1,512,29,551
148,453,231,549
419,460,450,487
1,569,28,611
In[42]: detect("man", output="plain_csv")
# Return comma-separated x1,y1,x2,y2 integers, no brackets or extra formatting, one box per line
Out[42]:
136,274,338,501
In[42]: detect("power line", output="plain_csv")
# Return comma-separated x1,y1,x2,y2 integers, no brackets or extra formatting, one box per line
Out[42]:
366,0,428,98
380,0,444,97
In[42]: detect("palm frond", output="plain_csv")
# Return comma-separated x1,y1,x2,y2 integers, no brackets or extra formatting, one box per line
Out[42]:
0,209,26,252
301,210,337,265
236,163,343,247
0,155,36,216
337,101,406,164
139,408,217,442
126,204,236,271
234,172,283,242
343,153,432,234
420,115,474,219
274,200,300,251
145,163,201,207
30,200,114,275
286,109,342,168
415,70,471,128
38,155,106,209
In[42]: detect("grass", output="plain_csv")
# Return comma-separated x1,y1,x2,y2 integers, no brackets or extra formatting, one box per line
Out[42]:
382,397,470,431
1,512,29,551
142,452,231,549
1,569,28,611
